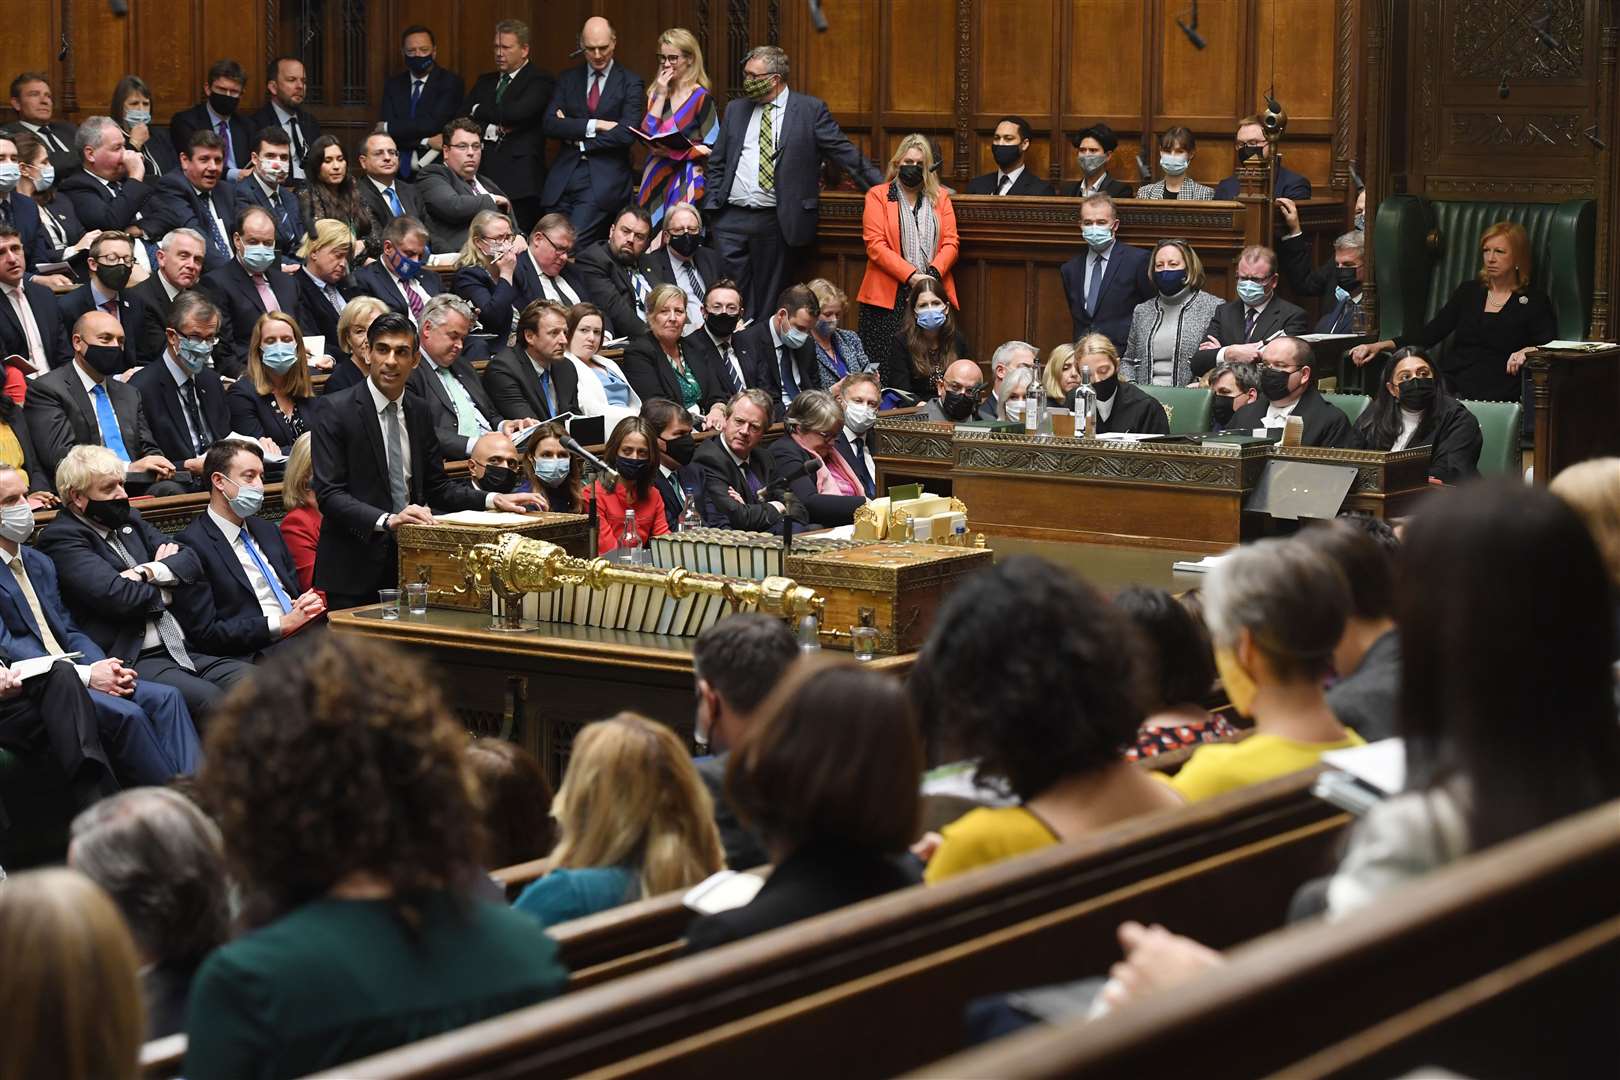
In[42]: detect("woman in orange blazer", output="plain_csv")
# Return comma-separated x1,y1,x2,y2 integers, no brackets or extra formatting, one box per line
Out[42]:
856,133,960,382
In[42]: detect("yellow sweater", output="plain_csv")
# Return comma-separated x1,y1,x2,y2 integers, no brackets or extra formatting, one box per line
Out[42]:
1169,730,1366,802
924,806,1058,884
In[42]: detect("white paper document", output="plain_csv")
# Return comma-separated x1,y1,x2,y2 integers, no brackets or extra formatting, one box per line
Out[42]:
683,870,767,914
11,653,83,680
436,510,539,526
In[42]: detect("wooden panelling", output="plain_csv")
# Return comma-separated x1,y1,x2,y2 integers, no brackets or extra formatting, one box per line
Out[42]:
1157,0,1246,122
1254,0,1336,121
1065,0,1147,121
883,0,954,119
978,0,1057,117
130,3,201,121
806,0,876,117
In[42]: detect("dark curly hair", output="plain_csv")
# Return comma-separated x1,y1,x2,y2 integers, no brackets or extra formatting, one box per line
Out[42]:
1112,586,1217,712
911,556,1148,801
199,635,485,928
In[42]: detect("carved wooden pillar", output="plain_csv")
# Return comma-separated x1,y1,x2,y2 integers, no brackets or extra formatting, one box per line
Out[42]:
59,0,78,114
1593,1,1618,339
1358,0,1390,333
1331,0,1359,192
953,0,972,184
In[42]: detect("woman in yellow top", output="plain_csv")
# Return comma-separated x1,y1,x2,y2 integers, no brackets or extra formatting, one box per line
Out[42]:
914,558,1183,883
1168,537,1364,802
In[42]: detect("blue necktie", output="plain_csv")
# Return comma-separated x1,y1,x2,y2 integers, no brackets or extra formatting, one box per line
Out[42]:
1086,253,1105,315
779,346,799,403
410,79,424,117
538,368,555,418
385,186,404,217
91,384,131,462
239,528,294,614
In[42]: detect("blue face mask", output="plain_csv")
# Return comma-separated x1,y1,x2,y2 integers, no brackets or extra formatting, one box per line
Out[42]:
782,325,809,349
1236,279,1270,305
1082,224,1115,250
916,306,947,330
34,163,54,192
224,477,264,518
1354,212,1365,232
124,109,152,127
0,163,19,192
1160,153,1189,176
1154,269,1188,296
241,243,277,273
1334,285,1352,304
391,248,424,280
535,458,572,487
260,342,300,373
173,335,214,373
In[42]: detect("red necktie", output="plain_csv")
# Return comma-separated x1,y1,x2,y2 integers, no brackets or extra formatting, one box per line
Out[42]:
102,299,120,322
587,72,602,114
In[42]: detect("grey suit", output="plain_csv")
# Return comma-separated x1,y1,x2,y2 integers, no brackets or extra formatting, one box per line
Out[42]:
415,164,507,254
1120,291,1223,388
1325,630,1401,743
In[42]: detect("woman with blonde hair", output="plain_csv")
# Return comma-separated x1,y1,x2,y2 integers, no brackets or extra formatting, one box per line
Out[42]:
636,28,720,232
328,294,388,394
1121,238,1222,386
1071,330,1170,434
0,868,145,1080
806,277,874,386
1044,342,1079,403
227,311,321,453
293,218,357,361
451,209,523,355
995,366,1035,423
278,433,322,593
515,713,724,928
857,133,962,382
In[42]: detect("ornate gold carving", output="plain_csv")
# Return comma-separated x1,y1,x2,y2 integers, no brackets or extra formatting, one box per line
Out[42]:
872,418,955,461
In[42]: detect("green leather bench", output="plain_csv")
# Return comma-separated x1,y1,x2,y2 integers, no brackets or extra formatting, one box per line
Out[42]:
1139,386,1213,435
1321,392,1371,426
1460,399,1524,476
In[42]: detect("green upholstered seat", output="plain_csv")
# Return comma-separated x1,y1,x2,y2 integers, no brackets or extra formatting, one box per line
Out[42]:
1138,385,1212,435
1320,392,1370,426
1460,399,1523,476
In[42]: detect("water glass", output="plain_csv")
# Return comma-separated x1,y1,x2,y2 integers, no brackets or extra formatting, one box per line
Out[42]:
851,625,880,662
379,589,401,620
407,582,429,615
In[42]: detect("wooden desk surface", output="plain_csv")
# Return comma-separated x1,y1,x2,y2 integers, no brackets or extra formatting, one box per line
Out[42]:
983,535,1212,592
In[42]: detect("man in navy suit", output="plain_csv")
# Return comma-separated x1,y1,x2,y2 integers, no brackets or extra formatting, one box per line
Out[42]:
1299,230,1367,335
3,73,77,175
642,397,704,531
56,116,156,234
196,206,307,378
233,127,305,261
177,440,326,661
37,443,252,720
733,283,823,419
0,134,53,271
1058,193,1152,351
645,203,733,335
55,231,154,370
309,313,537,609
482,298,581,424
541,17,647,248
703,45,882,319
0,224,72,371
683,278,760,399
351,216,442,326
461,18,556,232
128,292,233,481
248,57,322,185
514,213,588,309
141,131,238,272
1212,116,1313,201
832,372,881,498
380,25,466,181
169,59,254,182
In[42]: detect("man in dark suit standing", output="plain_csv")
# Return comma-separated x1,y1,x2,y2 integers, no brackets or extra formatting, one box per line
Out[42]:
232,127,305,260
248,57,321,185
641,397,704,531
694,389,808,532
56,115,156,234
381,25,466,181
0,224,72,371
169,60,254,183
1191,244,1309,380
351,216,442,326
310,312,538,609
4,73,77,175
733,283,822,418
541,17,646,248
177,440,326,660
514,214,588,309
27,311,179,489
1227,336,1353,448
140,131,238,272
462,19,555,233
483,299,581,423
965,117,1057,196
404,294,537,458
1059,193,1152,350
644,203,732,336
703,45,882,320
354,131,423,231
196,207,307,377
1212,116,1313,201
575,204,656,338
1294,230,1366,335
416,118,511,253
55,231,153,370
683,278,760,398
128,292,232,481
129,228,207,363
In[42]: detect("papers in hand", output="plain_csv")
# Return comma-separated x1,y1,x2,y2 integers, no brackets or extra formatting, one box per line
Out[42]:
436,510,538,526
10,653,83,681
1299,332,1363,342
221,432,287,463
631,126,694,152
683,869,767,915
302,335,325,363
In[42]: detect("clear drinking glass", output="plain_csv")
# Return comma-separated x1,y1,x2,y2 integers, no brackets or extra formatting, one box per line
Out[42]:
406,582,429,615
851,625,880,661
379,588,401,620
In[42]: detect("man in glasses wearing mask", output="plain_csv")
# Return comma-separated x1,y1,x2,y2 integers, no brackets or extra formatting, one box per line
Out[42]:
1212,114,1313,201
54,231,154,371
353,215,443,326
1191,244,1307,381
645,203,732,336
923,358,985,423
1226,335,1353,448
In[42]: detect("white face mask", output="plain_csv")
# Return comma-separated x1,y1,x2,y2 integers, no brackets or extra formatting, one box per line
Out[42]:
260,159,289,184
843,402,877,434
1005,399,1028,421
0,501,34,544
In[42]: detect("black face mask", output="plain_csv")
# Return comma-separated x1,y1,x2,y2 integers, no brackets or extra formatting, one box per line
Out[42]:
1092,374,1118,402
96,263,132,291
1334,266,1361,292
1260,366,1296,402
705,311,739,339
477,464,517,494
897,164,925,189
208,92,239,117
83,343,127,377
85,496,130,529
615,457,648,481
1210,393,1237,428
1237,143,1265,163
668,232,702,258
1398,377,1436,413
991,144,1021,169
663,433,697,466
940,390,977,421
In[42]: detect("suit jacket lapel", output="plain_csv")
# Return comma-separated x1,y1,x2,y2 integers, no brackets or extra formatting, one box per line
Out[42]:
0,561,41,645
110,384,140,451
249,518,299,596
201,515,255,596
63,373,96,443
357,387,390,490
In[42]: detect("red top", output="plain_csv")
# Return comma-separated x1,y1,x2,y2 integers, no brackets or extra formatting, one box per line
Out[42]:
278,503,323,594
4,363,27,406
592,481,669,554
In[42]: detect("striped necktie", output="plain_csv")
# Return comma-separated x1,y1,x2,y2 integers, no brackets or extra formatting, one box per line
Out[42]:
758,103,775,191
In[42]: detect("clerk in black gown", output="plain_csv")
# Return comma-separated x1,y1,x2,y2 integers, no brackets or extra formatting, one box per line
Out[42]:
1063,332,1169,435
1351,348,1482,485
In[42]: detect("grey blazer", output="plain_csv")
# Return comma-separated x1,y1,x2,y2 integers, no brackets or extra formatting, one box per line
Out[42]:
1135,177,1217,201
1121,291,1222,387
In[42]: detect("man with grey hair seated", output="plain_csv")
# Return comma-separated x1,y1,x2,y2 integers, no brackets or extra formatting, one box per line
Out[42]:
1311,231,1367,334
645,202,733,334
404,293,541,460
979,340,1037,420
57,114,155,233
130,228,209,360
69,786,231,1038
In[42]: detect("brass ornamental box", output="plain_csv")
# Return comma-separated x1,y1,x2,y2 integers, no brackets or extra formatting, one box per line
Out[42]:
398,513,591,611
783,542,992,655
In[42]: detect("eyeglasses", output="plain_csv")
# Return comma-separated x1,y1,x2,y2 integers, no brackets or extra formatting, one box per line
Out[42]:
94,256,136,267
176,334,220,348
656,53,684,63
941,381,982,396
367,148,399,158
537,233,573,257
447,141,482,152
667,227,700,237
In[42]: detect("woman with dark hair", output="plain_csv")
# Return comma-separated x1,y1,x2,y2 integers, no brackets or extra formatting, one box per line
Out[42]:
297,135,377,262
878,279,972,408
1352,347,1482,484
1136,126,1214,201
12,130,88,266
523,421,584,512
1113,587,1238,761
466,739,556,876
111,74,179,176
591,416,670,555
685,656,924,951
913,557,1182,883
185,636,567,1079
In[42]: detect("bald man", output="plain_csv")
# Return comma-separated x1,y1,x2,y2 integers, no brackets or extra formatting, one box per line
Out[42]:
540,16,646,247
467,430,525,496
924,358,986,423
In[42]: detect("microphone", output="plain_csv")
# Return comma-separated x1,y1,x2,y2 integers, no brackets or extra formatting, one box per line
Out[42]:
1177,0,1205,48
809,0,829,32
559,434,620,485
760,457,819,500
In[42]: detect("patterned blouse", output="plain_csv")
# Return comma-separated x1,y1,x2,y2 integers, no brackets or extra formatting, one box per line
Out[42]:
1126,713,1240,762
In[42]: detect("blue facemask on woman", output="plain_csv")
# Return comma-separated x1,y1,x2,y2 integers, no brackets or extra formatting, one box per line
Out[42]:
916,307,947,330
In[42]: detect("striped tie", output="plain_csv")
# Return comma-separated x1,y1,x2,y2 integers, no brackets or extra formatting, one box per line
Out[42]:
758,104,775,192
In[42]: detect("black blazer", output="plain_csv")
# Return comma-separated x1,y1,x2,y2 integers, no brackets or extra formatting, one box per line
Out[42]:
351,261,444,321
57,171,154,235
34,507,206,664
0,193,52,270
684,325,765,395
878,329,972,406
734,318,823,417
1059,175,1134,199
575,239,656,338
619,333,728,415
355,174,424,232
174,509,302,657
0,278,72,371
380,66,467,176
55,285,153,369
1059,240,1154,350
684,845,920,954
197,259,307,378
1066,380,1171,436
232,176,306,258
127,276,182,364
25,362,164,479
128,124,180,177
324,356,368,395
414,163,507,253
1228,385,1354,448
704,91,881,248
1395,280,1558,404
140,173,239,271
451,265,519,347
32,191,87,265
512,255,589,311
965,169,1056,196
0,402,52,494
1213,165,1312,201
651,461,705,532
481,345,580,423
834,430,877,499
693,435,788,532
642,244,733,297
461,64,556,200
128,358,232,463
540,62,647,210
1279,229,1339,303
769,435,865,526
293,270,359,353
247,103,322,175
405,355,503,456
310,383,485,595
169,104,253,172
1352,397,1483,485
2,120,79,175
1190,296,1310,379
226,378,319,452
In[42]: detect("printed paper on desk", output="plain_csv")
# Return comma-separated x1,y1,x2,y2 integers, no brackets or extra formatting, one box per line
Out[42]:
1321,738,1406,796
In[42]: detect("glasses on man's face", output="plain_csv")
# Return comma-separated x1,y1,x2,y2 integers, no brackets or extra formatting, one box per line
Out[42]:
177,334,219,348
448,141,482,153
95,256,136,267
539,234,573,257
941,381,981,396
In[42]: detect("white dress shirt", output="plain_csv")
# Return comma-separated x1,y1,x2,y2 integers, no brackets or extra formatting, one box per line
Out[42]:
994,164,1025,194
842,425,875,481
269,101,307,178
163,352,209,453
206,507,284,632
527,251,580,305
366,376,499,523
1260,396,1302,431
729,88,790,209
385,264,431,324
4,283,47,370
